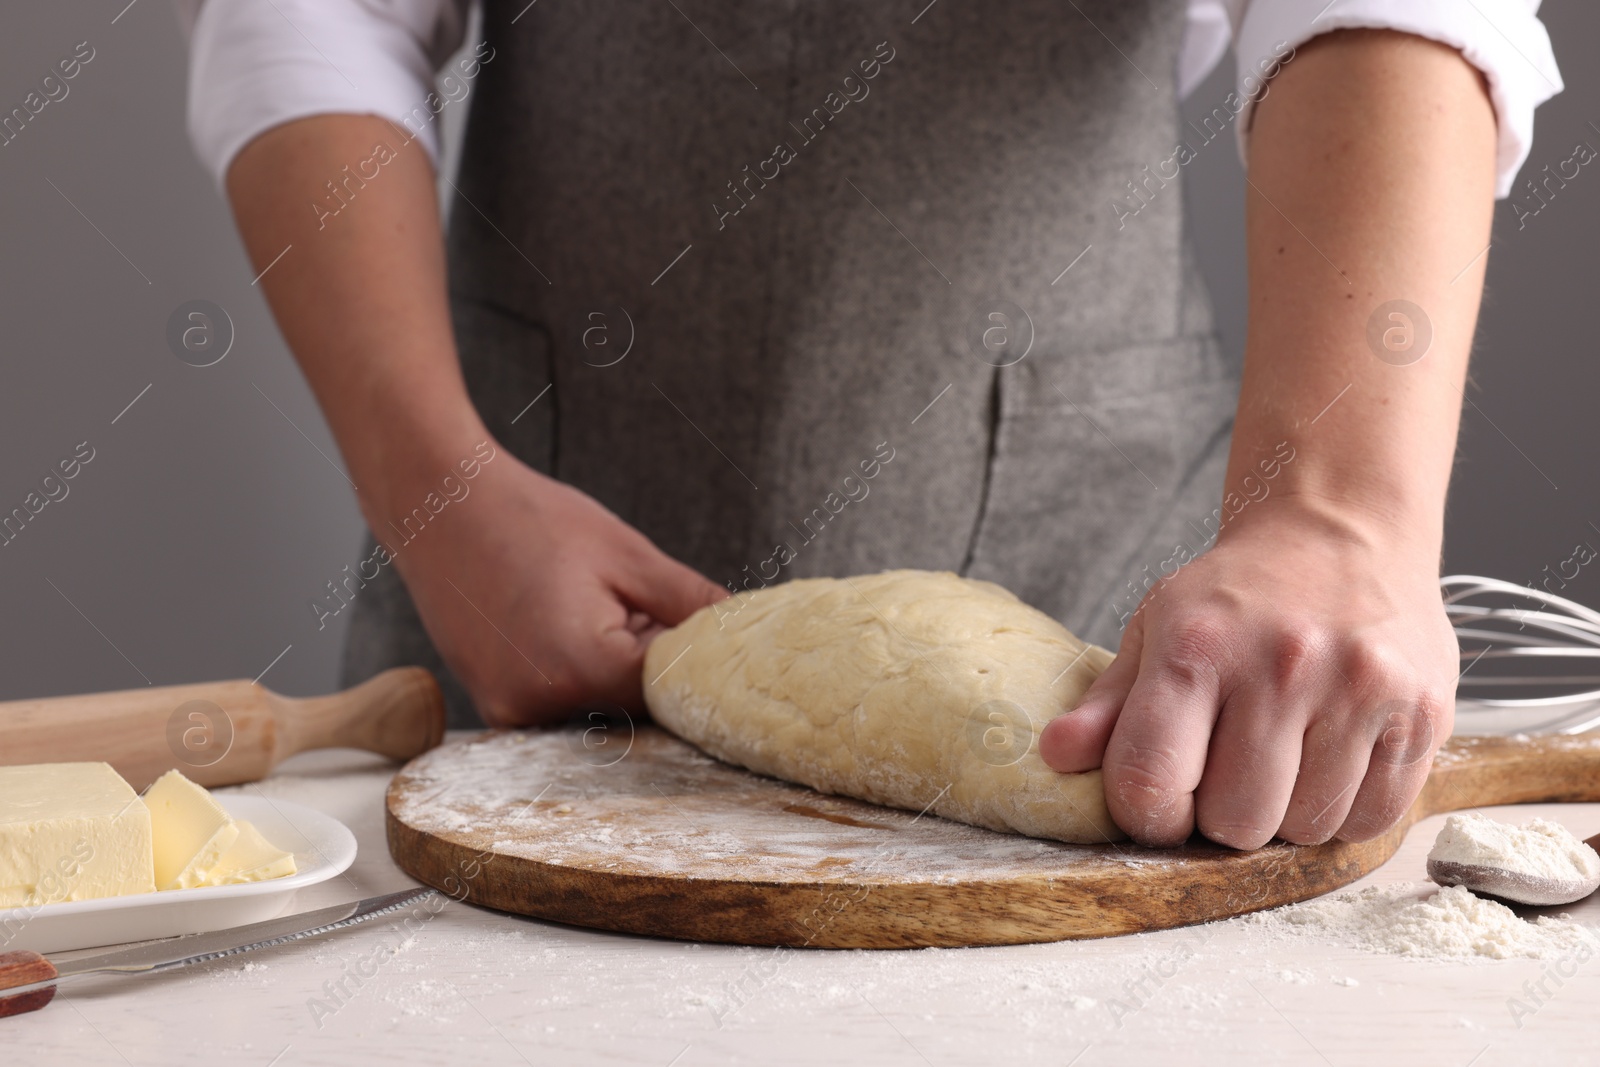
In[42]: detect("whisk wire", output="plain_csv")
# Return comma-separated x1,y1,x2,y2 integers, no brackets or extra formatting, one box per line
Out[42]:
1443,574,1600,733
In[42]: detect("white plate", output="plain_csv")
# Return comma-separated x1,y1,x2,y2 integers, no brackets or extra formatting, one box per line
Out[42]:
0,796,356,954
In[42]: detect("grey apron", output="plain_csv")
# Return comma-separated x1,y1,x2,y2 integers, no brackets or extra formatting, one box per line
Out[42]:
343,0,1239,726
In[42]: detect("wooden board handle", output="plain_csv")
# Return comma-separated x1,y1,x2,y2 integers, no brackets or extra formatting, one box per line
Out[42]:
0,667,447,790
1416,734,1600,824
0,951,56,1018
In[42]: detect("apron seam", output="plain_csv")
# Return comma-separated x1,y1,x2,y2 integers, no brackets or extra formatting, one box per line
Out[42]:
957,364,1003,576
743,1,804,556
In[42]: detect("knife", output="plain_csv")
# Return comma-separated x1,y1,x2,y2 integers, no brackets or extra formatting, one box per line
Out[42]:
0,887,438,1018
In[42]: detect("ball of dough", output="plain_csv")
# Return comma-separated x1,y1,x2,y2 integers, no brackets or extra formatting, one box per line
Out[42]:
642,569,1125,844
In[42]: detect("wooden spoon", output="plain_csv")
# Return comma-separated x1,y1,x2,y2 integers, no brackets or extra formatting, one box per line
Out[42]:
1427,831,1600,906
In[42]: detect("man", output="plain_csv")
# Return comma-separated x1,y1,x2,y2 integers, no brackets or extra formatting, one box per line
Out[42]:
179,0,1560,849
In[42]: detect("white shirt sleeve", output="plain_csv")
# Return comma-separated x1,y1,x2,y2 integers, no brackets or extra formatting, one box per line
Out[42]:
1179,0,1563,198
177,0,469,186
182,0,1559,199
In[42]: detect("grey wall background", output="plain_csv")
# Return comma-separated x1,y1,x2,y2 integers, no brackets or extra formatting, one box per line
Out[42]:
0,3,1593,703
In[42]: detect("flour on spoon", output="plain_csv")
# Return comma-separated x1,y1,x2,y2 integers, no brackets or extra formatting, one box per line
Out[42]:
1428,813,1600,884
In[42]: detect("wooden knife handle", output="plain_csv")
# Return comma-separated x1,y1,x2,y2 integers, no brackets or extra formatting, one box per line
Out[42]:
0,951,56,1018
0,667,446,790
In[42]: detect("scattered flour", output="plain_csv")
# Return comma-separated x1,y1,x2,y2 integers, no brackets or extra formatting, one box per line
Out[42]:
1246,882,1598,961
1428,813,1600,883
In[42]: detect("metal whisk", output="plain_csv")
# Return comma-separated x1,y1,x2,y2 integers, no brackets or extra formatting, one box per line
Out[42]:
1444,574,1600,735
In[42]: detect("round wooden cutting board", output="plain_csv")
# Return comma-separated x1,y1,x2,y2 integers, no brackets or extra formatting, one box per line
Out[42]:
385,726,1600,948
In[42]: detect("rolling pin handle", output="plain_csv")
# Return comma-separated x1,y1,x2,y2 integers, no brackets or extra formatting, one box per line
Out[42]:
283,667,447,763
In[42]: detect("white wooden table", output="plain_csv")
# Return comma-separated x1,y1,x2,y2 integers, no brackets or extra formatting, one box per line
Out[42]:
10,739,1598,1066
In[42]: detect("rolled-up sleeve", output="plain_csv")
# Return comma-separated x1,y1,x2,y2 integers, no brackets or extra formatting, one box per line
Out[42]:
177,0,465,187
1180,0,1563,199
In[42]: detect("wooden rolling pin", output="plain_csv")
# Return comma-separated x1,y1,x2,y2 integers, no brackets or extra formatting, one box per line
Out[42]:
0,667,446,790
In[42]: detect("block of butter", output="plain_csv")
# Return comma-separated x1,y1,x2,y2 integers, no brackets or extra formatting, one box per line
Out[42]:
0,762,157,907
0,763,298,908
144,769,242,891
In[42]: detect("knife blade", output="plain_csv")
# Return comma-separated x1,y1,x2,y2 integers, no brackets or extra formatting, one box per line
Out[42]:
0,887,438,1013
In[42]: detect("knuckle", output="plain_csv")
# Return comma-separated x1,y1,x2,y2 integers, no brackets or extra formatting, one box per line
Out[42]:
1279,795,1345,845
1340,640,1405,698
1107,749,1194,842
1197,815,1274,850
472,661,584,728
543,669,589,710
1372,693,1443,768
1155,616,1231,688
1414,686,1452,733
1265,627,1327,690
528,660,571,697
1336,811,1395,843
475,704,508,729
1338,788,1418,843
1111,743,1186,795
1125,823,1194,849
474,693,522,729
1278,821,1335,847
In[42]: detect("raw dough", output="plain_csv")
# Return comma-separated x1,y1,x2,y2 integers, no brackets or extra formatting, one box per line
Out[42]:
642,569,1125,844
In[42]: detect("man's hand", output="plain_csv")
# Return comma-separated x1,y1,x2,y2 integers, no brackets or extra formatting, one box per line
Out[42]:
1039,28,1494,848
1039,503,1457,848
379,451,726,728
225,115,723,726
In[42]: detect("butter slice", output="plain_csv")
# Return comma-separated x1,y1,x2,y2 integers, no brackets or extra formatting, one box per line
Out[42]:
144,769,239,890
207,820,296,885
0,762,156,907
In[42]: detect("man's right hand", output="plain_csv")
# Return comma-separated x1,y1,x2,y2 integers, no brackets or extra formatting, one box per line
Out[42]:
377,448,726,728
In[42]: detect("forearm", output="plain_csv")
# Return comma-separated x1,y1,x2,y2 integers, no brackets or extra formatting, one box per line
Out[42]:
226,114,486,518
1230,29,1498,555
225,118,722,724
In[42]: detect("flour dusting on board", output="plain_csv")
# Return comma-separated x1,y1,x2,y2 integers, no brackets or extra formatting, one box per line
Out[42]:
386,730,1157,884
